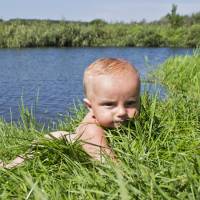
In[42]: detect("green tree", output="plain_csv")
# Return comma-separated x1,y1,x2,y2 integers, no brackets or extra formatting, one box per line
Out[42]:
167,4,183,28
191,12,200,24
89,19,107,26
186,25,200,47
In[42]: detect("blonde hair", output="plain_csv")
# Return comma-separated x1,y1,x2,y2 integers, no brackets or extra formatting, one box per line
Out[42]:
83,58,139,98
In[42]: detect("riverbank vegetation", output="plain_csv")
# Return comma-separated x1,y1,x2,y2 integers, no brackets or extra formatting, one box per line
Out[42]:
152,50,200,99
0,53,200,199
0,5,200,48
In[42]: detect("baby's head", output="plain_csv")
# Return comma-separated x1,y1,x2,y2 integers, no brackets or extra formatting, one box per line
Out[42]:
83,58,140,128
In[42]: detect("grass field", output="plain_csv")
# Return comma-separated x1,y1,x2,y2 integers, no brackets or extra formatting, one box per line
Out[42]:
0,53,200,199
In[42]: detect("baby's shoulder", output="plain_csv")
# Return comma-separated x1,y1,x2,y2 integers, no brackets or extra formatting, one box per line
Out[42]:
75,112,104,138
76,121,104,136
75,123,105,148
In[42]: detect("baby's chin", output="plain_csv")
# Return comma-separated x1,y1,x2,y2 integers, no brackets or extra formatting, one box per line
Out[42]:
100,120,130,129
108,121,128,128
113,122,123,128
101,123,120,129
113,119,133,128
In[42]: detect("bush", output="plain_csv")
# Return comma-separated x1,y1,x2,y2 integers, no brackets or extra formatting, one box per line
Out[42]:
134,27,166,47
185,24,200,47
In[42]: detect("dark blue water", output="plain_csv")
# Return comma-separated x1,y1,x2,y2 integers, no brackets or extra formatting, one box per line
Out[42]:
0,47,194,123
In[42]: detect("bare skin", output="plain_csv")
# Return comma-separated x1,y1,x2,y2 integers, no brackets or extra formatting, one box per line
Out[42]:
75,112,116,161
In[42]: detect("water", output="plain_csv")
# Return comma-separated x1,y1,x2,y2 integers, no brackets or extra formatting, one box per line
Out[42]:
0,47,194,123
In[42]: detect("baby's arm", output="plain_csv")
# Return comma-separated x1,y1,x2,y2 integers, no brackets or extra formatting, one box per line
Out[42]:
0,155,29,169
44,131,76,141
0,131,71,169
0,126,115,169
47,129,116,162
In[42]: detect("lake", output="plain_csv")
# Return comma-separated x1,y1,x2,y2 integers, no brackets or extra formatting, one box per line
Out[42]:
0,47,194,123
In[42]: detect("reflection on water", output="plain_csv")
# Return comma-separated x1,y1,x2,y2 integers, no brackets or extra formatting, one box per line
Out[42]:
0,47,193,122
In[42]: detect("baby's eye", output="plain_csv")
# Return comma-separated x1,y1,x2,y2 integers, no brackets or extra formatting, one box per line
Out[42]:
125,101,137,107
102,102,115,107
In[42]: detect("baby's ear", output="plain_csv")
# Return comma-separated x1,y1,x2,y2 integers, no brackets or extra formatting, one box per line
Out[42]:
83,98,92,110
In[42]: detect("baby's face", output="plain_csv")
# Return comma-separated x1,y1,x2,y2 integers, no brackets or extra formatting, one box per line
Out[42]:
85,72,140,128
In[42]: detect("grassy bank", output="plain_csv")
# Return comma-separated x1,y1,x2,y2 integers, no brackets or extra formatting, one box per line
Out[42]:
152,50,200,99
0,19,200,48
0,54,200,199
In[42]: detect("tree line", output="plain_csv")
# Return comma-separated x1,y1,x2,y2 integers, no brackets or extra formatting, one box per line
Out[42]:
0,5,199,48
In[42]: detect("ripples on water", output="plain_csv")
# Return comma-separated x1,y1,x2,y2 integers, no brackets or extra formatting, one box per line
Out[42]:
0,47,193,123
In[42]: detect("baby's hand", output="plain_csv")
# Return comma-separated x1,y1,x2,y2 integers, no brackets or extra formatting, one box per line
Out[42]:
0,156,26,169
0,160,4,167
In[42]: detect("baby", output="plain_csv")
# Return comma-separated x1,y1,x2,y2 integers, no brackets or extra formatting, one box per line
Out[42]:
0,58,140,168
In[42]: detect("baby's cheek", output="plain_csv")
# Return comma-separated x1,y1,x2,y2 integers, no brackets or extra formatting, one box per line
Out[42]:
96,112,114,127
128,108,139,118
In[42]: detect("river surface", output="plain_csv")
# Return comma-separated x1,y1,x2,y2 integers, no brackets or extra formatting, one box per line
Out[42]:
0,47,194,123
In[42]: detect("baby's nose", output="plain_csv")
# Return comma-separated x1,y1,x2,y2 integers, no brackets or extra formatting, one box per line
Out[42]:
116,106,127,118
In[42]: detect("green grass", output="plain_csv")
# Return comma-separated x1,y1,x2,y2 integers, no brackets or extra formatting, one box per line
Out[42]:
151,50,200,98
0,53,200,199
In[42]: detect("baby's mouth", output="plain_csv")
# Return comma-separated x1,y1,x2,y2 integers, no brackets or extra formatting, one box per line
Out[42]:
114,119,131,127
114,120,128,127
115,118,129,123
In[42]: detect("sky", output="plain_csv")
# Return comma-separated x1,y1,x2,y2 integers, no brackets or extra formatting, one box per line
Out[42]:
0,0,200,22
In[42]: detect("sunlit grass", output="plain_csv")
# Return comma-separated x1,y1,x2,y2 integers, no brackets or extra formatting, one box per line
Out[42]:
152,51,200,99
